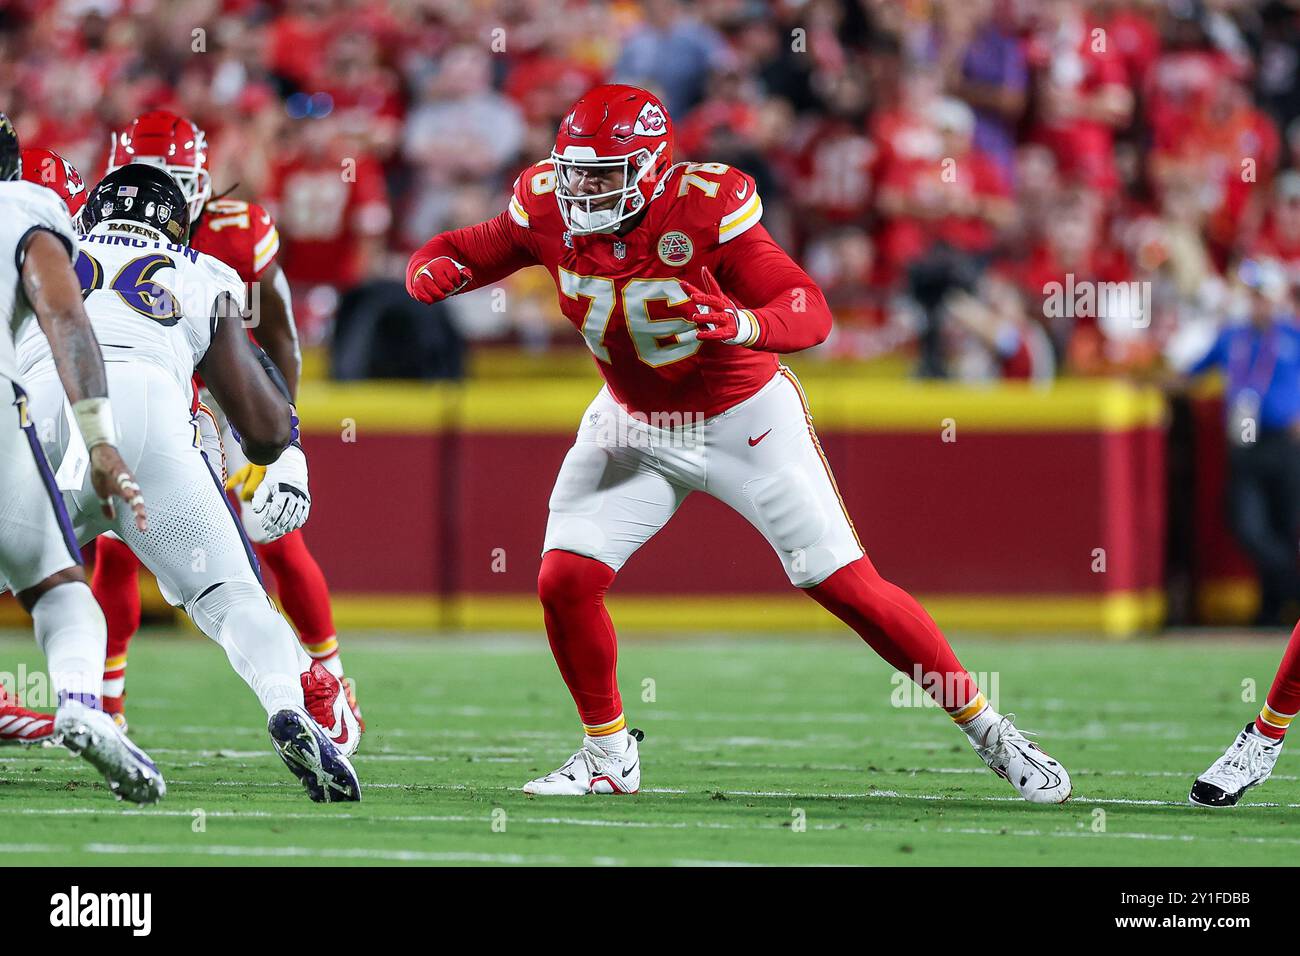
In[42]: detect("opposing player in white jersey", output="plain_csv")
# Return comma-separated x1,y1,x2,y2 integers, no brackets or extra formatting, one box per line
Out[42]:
14,162,360,802
0,115,164,802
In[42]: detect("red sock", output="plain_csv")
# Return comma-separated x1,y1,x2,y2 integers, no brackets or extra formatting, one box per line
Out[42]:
1256,619,1300,740
255,530,338,660
91,536,142,700
807,555,980,712
537,550,623,730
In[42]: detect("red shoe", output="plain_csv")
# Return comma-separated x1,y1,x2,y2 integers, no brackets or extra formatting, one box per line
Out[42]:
301,661,362,757
0,685,55,745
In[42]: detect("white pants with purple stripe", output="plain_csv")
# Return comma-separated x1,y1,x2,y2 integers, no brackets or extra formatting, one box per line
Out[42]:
0,375,82,594
22,361,264,607
21,359,308,715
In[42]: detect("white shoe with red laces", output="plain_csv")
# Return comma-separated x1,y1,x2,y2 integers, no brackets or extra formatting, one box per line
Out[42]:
302,661,362,757
0,686,54,745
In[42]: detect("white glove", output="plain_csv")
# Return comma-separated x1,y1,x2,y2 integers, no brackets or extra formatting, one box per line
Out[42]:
245,444,311,542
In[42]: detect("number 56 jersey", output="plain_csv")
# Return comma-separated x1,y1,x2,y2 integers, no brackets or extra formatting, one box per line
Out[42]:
15,224,245,392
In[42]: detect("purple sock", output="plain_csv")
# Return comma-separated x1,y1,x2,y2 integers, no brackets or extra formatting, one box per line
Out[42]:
59,691,101,711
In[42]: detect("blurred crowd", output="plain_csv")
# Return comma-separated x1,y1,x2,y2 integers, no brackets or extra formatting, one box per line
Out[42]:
4,0,1300,381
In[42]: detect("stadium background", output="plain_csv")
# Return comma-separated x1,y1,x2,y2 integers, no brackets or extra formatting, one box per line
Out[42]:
0,0,1291,635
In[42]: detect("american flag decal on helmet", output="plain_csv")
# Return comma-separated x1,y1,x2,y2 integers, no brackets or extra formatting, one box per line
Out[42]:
117,185,138,197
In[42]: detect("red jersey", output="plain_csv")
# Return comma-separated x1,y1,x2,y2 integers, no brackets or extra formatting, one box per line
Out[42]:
264,152,389,288
876,149,1009,279
410,160,832,417
187,197,281,405
190,197,280,283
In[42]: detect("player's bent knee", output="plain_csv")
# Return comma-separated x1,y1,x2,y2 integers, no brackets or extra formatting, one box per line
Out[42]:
189,580,274,642
27,578,102,634
743,465,862,587
547,444,610,516
744,465,829,554
17,566,89,614
538,549,615,611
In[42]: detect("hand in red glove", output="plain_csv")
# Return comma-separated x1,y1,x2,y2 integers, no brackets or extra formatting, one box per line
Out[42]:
679,266,759,346
407,256,472,304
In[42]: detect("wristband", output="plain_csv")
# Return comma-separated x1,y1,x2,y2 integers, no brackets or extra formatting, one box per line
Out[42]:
72,397,118,449
726,309,761,347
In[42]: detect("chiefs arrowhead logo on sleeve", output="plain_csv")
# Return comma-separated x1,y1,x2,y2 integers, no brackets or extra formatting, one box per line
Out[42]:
634,101,667,136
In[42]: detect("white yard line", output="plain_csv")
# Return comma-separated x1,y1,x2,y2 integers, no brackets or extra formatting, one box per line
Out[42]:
0,840,768,867
3,770,1294,809
3,808,1293,852
5,751,1286,783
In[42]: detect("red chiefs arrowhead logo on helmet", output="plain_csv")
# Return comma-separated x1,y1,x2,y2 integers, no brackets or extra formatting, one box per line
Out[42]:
634,101,667,136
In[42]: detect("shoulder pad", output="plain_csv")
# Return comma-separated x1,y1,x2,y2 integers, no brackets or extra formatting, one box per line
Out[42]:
9,180,77,258
665,163,762,246
196,249,246,302
715,166,762,245
508,158,558,230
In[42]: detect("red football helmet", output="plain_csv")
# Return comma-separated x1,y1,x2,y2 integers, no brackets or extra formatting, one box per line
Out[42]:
551,84,673,235
108,110,212,222
20,147,88,220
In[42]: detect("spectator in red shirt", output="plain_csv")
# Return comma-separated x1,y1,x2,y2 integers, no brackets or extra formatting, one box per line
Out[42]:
875,96,1013,284
788,69,877,251
1025,0,1133,196
263,115,392,338
322,32,404,160
267,0,337,92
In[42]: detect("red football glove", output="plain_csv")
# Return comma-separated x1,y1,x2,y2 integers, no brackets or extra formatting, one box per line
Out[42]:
407,256,472,304
679,266,758,346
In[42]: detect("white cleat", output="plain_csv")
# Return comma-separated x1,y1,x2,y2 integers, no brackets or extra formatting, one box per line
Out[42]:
1190,723,1283,808
523,729,642,796
970,713,1071,804
54,699,166,804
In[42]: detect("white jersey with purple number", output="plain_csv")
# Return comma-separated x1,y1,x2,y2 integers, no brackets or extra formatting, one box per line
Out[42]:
15,221,244,395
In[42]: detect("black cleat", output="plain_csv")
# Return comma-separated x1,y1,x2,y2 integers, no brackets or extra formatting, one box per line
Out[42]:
1189,778,1241,808
269,707,361,803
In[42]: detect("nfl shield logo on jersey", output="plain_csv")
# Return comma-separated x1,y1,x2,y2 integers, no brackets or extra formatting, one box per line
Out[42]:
657,231,692,267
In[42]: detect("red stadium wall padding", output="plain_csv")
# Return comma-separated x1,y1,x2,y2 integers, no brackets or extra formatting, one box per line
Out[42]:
299,430,448,594
301,423,1166,600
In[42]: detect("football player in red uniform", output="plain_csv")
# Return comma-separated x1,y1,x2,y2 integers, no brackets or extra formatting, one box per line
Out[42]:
90,111,362,736
407,85,1071,802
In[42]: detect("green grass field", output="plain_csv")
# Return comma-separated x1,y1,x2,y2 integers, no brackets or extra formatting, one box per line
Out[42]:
1,627,1296,866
